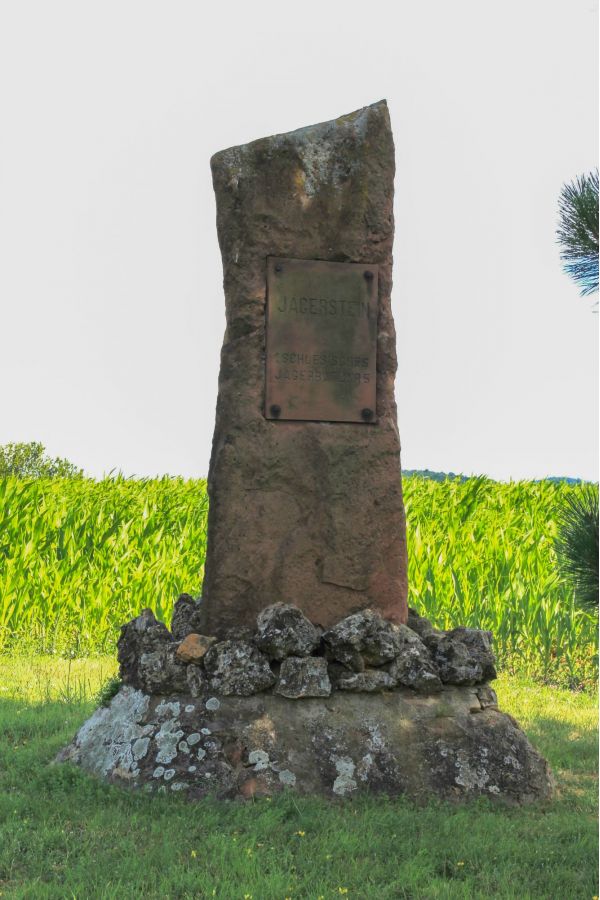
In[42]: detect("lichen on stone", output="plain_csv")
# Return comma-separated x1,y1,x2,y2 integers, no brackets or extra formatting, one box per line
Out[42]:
332,756,358,796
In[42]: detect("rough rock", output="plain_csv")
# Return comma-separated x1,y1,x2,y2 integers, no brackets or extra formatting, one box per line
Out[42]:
336,669,396,692
322,608,402,672
201,101,408,639
424,628,496,686
115,603,498,696
136,644,189,695
176,633,216,664
406,607,436,638
170,594,204,640
451,627,497,681
388,625,442,693
275,657,331,699
117,608,173,688
186,665,207,698
475,684,498,710
254,603,320,660
203,641,276,696
58,684,554,804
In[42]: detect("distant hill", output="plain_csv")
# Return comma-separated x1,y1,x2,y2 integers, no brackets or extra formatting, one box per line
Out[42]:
403,469,469,482
403,469,588,484
544,476,585,485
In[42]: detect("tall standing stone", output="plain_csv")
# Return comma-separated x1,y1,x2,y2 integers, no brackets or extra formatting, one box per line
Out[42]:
202,101,408,638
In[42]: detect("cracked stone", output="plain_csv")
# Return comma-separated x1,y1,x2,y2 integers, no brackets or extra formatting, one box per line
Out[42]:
322,608,403,672
275,656,331,699
424,628,496,686
170,594,204,640
336,669,396,692
406,607,436,638
255,603,319,660
117,609,172,688
388,625,442,693
203,641,276,696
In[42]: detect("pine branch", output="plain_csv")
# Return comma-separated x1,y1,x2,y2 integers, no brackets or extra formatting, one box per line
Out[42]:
556,169,599,297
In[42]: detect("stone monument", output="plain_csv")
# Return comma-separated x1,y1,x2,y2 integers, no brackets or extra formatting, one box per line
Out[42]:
58,102,553,804
202,100,407,638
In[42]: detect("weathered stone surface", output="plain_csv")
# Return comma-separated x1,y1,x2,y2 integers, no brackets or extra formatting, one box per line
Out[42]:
451,627,497,681
322,608,402,672
201,101,408,639
203,641,276,696
336,669,396,692
406,607,436,638
170,594,204,640
388,625,442,693
115,603,498,696
424,628,496,686
117,608,173,688
176,633,216,664
475,684,498,710
186,665,207,698
255,603,320,660
58,684,554,804
275,656,331,698
136,644,189,695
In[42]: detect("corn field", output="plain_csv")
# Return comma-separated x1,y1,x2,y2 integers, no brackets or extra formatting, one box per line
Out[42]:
403,476,597,687
0,477,208,657
0,475,597,686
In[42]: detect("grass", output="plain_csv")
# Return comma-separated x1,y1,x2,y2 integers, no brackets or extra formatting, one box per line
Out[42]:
0,657,597,899
0,475,597,687
0,474,597,893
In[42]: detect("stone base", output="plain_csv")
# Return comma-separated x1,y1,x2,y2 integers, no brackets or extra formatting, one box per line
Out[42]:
57,684,553,804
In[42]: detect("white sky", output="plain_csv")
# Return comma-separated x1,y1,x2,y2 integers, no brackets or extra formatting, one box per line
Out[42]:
0,0,598,481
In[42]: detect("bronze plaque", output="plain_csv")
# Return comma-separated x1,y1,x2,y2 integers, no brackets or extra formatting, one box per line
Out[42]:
265,257,378,422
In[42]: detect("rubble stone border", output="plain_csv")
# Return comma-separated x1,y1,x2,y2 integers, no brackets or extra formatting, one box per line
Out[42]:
116,596,498,700
57,597,554,804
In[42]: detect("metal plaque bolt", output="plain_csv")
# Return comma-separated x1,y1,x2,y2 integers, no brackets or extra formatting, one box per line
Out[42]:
274,264,283,273
270,404,281,418
361,408,374,422
363,270,373,280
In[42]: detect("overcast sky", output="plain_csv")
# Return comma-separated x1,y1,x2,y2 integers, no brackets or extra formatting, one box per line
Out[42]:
0,0,598,481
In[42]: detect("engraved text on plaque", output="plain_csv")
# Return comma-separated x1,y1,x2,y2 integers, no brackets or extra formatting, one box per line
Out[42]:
265,257,378,422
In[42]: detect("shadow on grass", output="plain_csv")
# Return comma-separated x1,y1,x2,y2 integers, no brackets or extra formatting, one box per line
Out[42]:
0,691,598,900
522,713,598,774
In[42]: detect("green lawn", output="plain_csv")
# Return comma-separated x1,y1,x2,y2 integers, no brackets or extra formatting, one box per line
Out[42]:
0,657,597,899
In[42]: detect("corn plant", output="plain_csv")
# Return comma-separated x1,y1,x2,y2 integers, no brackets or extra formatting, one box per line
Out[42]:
0,473,596,686
404,475,598,686
0,476,208,654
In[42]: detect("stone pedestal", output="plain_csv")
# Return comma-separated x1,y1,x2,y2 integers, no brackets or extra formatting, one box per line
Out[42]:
202,101,408,638
57,684,553,804
57,602,554,805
